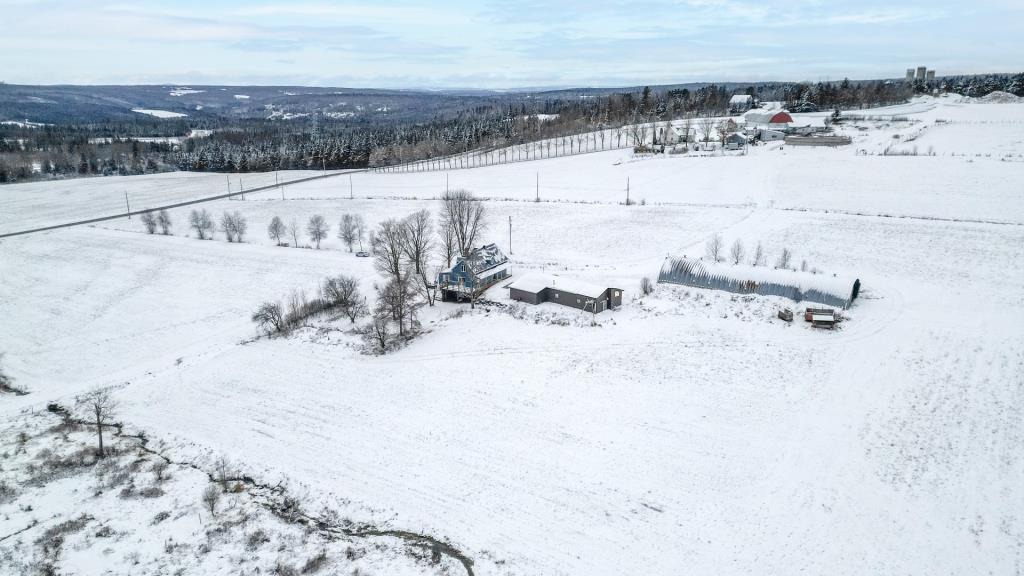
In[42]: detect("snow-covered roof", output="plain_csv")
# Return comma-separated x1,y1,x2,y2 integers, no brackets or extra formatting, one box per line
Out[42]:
744,110,793,125
445,243,508,277
730,94,753,104
508,273,614,299
659,256,858,308
478,261,510,278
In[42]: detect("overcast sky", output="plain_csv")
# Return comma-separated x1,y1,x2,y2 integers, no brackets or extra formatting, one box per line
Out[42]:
2,0,1020,89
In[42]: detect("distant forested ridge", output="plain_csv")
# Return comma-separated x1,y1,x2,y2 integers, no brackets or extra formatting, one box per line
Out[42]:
2,73,1020,184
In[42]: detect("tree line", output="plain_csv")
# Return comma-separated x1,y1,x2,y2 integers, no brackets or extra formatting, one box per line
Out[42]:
4,73,1021,184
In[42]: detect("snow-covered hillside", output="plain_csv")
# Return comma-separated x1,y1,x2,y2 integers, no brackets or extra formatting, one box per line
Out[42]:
2,96,1022,576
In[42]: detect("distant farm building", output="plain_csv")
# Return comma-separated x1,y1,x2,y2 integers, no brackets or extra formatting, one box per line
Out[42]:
729,94,753,113
658,256,861,309
724,132,748,150
437,243,510,302
758,129,785,141
744,110,794,129
508,273,622,313
784,135,852,147
668,124,695,144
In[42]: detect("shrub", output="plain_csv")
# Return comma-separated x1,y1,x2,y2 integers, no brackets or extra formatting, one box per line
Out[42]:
275,564,299,576
151,459,170,482
151,511,171,525
301,550,328,574
640,276,654,296
202,484,221,516
140,211,157,234
138,486,165,499
252,302,287,335
157,210,172,235
246,529,271,551
0,480,15,504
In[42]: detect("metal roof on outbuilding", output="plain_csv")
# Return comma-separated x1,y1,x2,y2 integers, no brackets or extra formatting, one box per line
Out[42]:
509,273,612,299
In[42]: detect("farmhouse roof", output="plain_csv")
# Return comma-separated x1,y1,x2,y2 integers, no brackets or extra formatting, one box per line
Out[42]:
729,94,753,104
448,243,508,277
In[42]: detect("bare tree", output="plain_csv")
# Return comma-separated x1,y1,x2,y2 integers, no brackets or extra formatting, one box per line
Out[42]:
716,120,731,145
366,315,391,354
140,211,157,234
307,215,329,249
438,214,457,267
353,214,366,252
322,275,368,322
440,190,487,258
751,241,766,266
698,116,716,144
338,213,358,252
375,276,420,335
157,210,172,235
777,248,793,269
202,484,221,517
220,212,237,242
730,239,745,265
213,456,234,492
252,301,286,335
372,218,406,281
232,211,248,242
268,216,286,246
415,265,438,307
401,209,434,276
705,233,723,262
189,209,214,240
288,218,300,247
681,113,694,144
79,388,118,458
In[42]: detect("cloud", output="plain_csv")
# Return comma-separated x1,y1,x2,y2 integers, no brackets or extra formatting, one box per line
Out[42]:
0,0,1017,88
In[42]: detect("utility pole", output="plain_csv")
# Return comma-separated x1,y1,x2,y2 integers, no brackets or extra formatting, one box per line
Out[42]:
124,192,130,219
349,173,354,199
508,215,512,255
535,172,539,202
445,173,449,193
626,177,631,205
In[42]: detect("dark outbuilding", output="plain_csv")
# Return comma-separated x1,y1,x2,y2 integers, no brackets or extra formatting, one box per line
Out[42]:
508,273,622,313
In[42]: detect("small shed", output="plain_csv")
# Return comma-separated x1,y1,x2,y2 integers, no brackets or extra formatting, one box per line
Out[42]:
508,273,622,313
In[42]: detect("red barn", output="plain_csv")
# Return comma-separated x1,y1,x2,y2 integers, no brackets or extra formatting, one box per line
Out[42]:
769,111,793,124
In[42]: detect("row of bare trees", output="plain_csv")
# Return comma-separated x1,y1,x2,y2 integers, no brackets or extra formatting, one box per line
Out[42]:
140,210,172,235
265,214,331,249
705,234,804,270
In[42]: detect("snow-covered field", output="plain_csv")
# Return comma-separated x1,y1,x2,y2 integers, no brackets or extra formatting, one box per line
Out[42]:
2,96,1023,576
